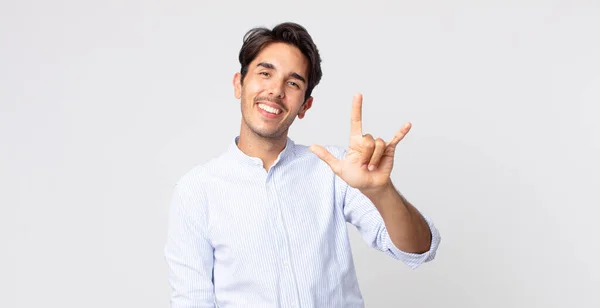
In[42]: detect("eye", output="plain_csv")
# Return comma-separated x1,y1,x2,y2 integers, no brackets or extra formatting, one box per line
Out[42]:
288,81,300,88
259,72,270,77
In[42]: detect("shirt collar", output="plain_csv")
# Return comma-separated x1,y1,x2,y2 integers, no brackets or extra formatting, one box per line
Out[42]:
227,135,296,167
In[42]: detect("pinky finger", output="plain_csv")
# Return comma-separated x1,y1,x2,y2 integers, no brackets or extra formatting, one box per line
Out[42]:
387,122,412,148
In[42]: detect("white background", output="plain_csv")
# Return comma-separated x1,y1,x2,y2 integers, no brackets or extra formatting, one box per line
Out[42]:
2,1,599,307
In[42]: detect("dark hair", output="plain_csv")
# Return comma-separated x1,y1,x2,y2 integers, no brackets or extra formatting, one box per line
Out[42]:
238,22,323,101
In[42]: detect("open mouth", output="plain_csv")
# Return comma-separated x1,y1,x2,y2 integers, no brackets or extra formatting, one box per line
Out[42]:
256,102,283,117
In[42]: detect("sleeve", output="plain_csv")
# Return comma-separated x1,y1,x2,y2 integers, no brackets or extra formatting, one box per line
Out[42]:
342,184,441,269
329,146,441,270
164,183,216,307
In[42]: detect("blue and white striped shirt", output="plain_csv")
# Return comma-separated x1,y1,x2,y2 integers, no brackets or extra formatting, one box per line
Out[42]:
165,136,441,308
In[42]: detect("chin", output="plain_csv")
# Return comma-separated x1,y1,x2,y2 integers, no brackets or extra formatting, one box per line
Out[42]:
249,125,284,139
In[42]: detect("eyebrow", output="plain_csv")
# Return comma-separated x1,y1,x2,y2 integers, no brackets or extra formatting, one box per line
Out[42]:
257,62,307,84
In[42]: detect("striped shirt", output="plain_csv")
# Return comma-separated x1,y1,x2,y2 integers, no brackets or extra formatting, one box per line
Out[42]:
164,136,441,308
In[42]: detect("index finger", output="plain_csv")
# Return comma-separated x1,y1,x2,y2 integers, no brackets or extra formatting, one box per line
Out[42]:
350,93,363,136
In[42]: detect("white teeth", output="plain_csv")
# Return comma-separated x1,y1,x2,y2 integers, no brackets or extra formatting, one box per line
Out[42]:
258,103,281,114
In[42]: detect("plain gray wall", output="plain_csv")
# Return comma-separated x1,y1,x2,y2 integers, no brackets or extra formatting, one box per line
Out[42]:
2,1,599,307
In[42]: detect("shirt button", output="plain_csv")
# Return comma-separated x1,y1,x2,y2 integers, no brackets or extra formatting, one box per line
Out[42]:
283,261,289,267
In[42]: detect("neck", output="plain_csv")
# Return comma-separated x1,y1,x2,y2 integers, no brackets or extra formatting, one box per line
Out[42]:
237,126,288,171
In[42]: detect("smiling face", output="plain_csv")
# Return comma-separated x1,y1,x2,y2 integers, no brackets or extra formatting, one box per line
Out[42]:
233,42,314,140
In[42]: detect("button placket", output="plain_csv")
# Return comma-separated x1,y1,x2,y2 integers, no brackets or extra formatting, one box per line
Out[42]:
266,169,298,307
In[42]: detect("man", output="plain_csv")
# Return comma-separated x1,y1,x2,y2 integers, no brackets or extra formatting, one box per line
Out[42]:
165,22,441,307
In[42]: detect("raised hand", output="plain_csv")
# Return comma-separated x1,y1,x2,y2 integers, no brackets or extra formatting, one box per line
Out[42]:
310,93,411,192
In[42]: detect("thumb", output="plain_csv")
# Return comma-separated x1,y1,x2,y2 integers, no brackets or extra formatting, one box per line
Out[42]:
310,145,341,174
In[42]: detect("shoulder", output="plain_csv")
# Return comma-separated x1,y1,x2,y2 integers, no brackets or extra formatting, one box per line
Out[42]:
290,141,351,192
291,141,347,161
172,153,228,196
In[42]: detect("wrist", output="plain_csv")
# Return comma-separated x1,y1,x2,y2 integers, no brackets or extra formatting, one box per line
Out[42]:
360,178,395,200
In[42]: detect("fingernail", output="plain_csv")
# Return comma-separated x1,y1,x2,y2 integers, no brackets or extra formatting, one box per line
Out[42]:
368,165,375,171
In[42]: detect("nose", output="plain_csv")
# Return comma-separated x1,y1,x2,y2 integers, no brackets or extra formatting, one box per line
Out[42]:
268,79,285,99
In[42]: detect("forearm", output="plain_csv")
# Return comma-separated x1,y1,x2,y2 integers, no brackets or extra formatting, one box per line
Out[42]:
361,180,431,254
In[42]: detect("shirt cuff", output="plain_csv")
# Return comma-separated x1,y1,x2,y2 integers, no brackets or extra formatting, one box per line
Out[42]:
383,214,441,269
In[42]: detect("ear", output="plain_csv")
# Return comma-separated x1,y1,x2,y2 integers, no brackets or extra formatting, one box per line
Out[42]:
297,96,313,119
233,72,242,99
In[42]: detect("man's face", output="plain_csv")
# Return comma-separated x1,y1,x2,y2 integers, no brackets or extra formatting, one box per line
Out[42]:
233,42,313,140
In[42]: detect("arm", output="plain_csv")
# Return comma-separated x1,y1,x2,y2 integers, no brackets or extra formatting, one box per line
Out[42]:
164,183,215,308
339,173,440,269
361,180,431,254
311,93,441,267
